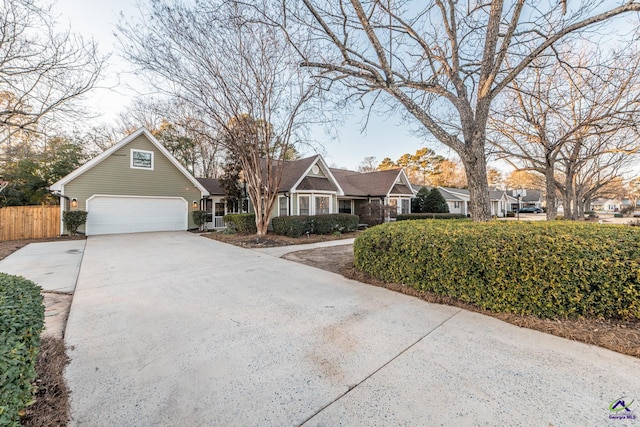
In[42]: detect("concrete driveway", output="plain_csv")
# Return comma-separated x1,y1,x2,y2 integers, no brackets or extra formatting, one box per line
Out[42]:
65,232,640,426
0,240,85,293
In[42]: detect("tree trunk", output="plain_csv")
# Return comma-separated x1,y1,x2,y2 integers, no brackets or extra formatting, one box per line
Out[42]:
460,141,491,221
565,169,579,220
544,160,557,220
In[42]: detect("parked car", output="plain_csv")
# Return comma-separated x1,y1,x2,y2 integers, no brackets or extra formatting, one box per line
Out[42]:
518,207,543,214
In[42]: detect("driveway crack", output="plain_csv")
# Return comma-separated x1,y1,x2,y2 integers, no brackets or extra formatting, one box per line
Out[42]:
298,308,462,426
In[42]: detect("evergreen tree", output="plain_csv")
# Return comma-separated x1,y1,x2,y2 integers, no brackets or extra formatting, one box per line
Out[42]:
413,187,430,213
423,188,450,213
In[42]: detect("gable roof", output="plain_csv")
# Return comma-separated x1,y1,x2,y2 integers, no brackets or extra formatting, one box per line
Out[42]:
278,156,319,190
437,187,466,202
196,178,225,196
50,127,209,195
439,187,507,202
330,168,413,197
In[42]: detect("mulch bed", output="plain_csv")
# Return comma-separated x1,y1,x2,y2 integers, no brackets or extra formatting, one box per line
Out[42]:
21,336,70,427
203,231,359,248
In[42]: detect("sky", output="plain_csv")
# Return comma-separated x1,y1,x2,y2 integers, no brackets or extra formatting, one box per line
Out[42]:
53,0,438,172
53,1,639,175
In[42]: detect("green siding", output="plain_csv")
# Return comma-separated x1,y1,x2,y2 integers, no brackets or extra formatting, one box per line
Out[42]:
64,134,202,230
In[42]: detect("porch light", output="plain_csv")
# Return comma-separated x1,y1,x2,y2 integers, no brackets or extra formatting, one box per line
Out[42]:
71,198,78,209
192,201,198,209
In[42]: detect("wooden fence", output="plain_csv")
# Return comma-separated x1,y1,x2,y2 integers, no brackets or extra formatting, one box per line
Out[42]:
0,205,60,241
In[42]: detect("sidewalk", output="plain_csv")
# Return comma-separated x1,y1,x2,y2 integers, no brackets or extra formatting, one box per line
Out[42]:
252,237,355,257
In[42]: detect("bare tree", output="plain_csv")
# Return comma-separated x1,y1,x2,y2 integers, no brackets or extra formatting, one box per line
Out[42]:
284,1,640,220
0,0,105,152
563,130,638,218
119,0,318,235
118,97,224,178
358,156,378,172
491,44,640,219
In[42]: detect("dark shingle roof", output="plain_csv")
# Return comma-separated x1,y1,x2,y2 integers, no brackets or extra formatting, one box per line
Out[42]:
196,178,225,195
277,156,319,190
330,168,409,197
390,184,413,195
297,176,337,191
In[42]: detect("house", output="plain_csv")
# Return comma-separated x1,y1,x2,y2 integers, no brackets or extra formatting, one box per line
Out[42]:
50,128,209,235
508,189,542,211
438,187,510,217
197,155,415,229
590,198,623,212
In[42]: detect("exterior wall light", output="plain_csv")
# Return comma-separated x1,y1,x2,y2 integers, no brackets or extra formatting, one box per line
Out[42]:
71,198,78,209
192,201,198,209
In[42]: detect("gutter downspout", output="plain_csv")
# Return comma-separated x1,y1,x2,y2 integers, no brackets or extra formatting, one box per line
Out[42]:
50,190,70,235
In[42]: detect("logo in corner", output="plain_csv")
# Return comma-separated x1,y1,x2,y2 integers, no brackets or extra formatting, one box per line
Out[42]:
609,397,637,420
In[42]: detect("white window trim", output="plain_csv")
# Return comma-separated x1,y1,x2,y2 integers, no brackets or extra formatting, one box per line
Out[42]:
130,148,154,170
314,194,331,215
299,195,310,215
279,196,289,216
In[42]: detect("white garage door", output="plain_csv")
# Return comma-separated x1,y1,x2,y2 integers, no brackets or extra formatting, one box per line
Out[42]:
86,196,188,235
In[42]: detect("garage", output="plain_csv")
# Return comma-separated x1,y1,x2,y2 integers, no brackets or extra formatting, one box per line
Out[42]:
86,195,188,235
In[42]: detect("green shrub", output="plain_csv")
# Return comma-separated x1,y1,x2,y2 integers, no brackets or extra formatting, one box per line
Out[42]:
423,188,450,213
223,213,256,234
312,214,359,234
506,211,516,217
62,210,88,235
412,187,430,213
396,213,467,221
0,274,44,426
272,216,311,237
272,214,359,237
354,220,640,319
192,210,208,231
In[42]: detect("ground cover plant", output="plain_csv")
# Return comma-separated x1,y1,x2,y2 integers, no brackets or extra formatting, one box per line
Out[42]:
0,274,44,426
354,220,640,319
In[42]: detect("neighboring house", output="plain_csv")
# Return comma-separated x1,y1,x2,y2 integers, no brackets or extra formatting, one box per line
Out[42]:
508,189,542,211
432,186,469,216
197,155,415,229
50,128,209,235
622,198,640,210
590,198,623,212
439,187,510,217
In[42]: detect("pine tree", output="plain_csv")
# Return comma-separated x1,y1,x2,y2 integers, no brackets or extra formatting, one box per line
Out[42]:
423,188,450,213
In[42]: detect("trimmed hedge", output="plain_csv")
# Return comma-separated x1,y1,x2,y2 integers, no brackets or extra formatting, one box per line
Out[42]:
396,213,467,221
0,273,44,426
223,213,257,234
272,214,359,237
354,220,640,319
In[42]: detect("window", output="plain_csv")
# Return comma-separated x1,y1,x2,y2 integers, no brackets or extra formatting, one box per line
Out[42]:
315,195,329,215
454,201,460,209
401,199,410,214
299,196,310,215
279,196,288,216
131,149,154,170
339,200,352,214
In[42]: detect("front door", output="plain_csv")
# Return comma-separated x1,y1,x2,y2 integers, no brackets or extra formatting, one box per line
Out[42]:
214,201,225,228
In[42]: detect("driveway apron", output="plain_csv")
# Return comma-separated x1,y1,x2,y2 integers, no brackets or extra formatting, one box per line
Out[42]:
65,232,640,426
